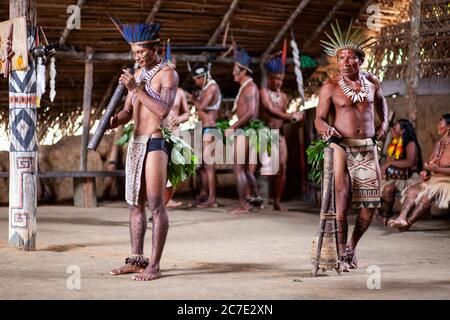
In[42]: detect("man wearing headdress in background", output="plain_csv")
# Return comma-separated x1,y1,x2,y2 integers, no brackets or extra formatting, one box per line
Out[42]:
260,48,304,211
226,47,262,214
108,18,179,281
162,40,191,209
186,62,222,208
314,21,388,272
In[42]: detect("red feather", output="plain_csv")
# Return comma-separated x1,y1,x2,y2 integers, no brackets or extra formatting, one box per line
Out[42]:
36,28,39,47
281,38,287,67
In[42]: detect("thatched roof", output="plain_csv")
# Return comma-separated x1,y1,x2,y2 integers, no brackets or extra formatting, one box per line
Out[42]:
0,0,416,139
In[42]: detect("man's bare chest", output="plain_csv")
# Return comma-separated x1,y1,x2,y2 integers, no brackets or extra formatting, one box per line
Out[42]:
331,86,375,112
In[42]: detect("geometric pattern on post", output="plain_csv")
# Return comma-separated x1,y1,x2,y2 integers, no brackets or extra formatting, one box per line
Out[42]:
9,153,37,248
10,108,37,151
8,27,38,250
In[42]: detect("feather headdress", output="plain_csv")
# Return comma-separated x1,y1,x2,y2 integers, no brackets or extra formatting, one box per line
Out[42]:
165,39,172,64
320,20,375,57
109,15,160,46
264,39,287,74
191,63,209,78
234,46,252,74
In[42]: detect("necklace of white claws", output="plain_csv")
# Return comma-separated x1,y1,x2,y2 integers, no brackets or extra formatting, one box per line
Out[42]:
269,90,281,105
339,75,370,103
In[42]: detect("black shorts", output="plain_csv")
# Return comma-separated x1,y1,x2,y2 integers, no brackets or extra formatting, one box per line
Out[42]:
146,138,170,157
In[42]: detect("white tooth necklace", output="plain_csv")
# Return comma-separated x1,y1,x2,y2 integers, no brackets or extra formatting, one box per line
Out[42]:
339,74,370,103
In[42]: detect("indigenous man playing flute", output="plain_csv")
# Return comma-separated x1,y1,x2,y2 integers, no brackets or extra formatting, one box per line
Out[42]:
108,20,178,281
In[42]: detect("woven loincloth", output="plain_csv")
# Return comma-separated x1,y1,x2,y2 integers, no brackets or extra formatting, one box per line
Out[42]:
341,138,381,209
125,135,151,206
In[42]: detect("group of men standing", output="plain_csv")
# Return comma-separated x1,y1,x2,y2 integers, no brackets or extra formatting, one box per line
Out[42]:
107,17,389,280
165,46,305,214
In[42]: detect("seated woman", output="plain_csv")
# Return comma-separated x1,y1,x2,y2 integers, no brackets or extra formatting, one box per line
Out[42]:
389,114,450,231
376,119,422,225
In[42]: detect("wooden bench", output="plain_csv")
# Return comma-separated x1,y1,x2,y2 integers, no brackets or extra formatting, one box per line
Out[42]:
0,170,125,207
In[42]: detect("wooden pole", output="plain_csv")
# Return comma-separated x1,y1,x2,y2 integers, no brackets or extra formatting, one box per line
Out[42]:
261,0,311,59
145,0,163,24
8,0,38,250
58,0,86,47
301,0,346,50
222,21,230,46
207,0,239,46
80,46,94,171
407,0,421,127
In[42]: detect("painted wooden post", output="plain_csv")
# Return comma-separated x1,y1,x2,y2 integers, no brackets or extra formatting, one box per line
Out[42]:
80,46,93,172
407,0,421,127
8,0,38,250
75,46,95,207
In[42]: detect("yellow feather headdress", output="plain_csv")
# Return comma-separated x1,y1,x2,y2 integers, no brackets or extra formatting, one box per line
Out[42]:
320,20,376,57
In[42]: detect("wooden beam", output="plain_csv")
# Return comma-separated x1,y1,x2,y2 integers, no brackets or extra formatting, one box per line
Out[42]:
261,0,311,58
301,0,346,50
9,0,37,250
80,47,94,172
145,0,163,23
207,0,239,46
57,50,295,64
407,0,421,126
58,0,86,47
222,21,231,46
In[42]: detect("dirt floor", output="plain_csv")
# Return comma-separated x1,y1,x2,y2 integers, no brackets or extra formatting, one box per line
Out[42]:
0,198,449,300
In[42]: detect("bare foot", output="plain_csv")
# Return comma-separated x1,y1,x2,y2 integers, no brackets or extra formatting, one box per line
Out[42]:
166,199,183,209
348,251,358,269
227,204,251,214
132,266,162,281
110,263,145,276
388,217,409,231
196,194,208,203
197,201,219,208
273,202,287,212
339,260,351,272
